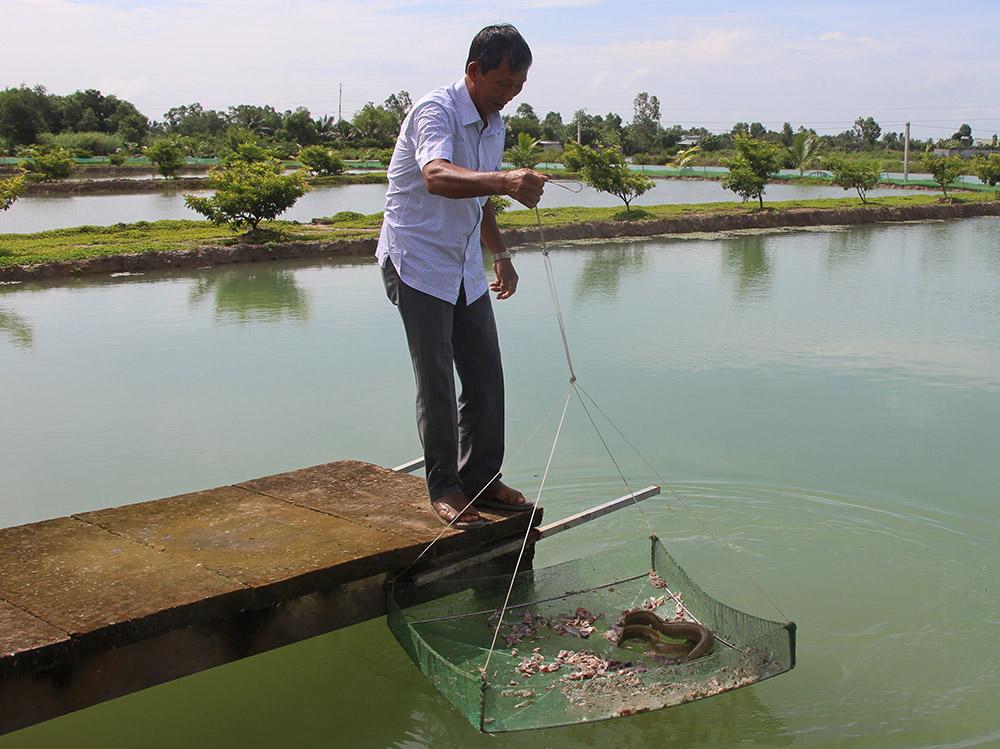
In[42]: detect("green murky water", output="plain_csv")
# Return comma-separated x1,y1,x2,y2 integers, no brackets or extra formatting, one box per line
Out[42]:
1,218,998,747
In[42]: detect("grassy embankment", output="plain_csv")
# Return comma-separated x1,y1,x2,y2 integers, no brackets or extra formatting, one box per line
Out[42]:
2,192,997,269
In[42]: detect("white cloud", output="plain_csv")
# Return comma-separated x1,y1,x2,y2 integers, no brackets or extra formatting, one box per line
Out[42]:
2,1,999,138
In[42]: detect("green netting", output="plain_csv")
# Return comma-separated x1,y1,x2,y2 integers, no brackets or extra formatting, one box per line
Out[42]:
387,536,795,733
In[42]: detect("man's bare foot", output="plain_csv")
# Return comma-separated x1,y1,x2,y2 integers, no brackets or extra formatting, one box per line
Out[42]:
432,492,486,528
473,480,533,512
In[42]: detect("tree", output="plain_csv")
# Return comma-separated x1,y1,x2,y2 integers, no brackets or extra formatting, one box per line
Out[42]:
0,86,49,150
384,91,413,131
504,102,542,147
298,145,345,176
505,132,542,169
351,102,398,147
566,141,654,213
162,103,228,137
626,92,661,153
1,172,25,211
569,109,601,145
221,140,276,167
780,122,794,147
228,104,282,136
282,107,319,146
144,136,186,177
541,111,564,141
185,158,307,233
786,130,821,175
20,146,74,181
972,153,1000,190
853,116,882,148
670,145,702,171
953,123,972,141
825,156,881,203
721,134,782,208
922,153,965,199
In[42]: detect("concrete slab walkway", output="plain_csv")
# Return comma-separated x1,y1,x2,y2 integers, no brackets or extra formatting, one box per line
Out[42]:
0,459,539,735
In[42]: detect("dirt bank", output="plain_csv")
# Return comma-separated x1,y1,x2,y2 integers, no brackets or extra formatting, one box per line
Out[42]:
21,177,210,195
2,200,998,283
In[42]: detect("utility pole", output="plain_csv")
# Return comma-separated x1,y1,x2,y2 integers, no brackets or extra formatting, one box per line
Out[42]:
903,122,911,181
577,119,582,145
338,83,343,122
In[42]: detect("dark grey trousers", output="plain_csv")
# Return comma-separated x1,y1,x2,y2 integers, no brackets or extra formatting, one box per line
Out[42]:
382,260,504,501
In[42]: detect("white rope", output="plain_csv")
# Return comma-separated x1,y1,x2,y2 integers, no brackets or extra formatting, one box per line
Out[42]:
481,387,573,678
395,383,573,580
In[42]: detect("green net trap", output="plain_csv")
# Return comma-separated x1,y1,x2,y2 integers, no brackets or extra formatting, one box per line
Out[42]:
387,536,796,732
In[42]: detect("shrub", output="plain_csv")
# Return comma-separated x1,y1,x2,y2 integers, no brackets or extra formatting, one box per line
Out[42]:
972,153,1000,189
20,146,74,181
505,132,542,169
721,135,782,208
327,211,366,223
221,140,276,167
1,172,25,210
922,153,965,199
489,195,512,215
825,156,881,203
145,137,187,177
185,159,307,233
37,131,123,157
298,145,345,176
566,141,654,213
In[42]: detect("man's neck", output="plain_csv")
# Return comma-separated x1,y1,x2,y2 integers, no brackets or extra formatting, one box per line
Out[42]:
464,75,488,128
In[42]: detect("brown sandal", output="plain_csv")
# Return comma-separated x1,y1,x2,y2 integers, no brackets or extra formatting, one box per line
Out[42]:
431,499,488,529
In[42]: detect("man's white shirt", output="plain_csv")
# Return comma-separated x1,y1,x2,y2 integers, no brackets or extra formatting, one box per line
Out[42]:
376,78,505,304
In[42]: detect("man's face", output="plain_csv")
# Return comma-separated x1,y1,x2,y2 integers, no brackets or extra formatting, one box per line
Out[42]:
467,59,528,118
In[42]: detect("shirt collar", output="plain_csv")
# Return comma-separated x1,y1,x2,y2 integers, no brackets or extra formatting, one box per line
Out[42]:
453,77,503,134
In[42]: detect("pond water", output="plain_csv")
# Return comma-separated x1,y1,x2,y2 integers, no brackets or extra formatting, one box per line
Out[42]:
1,218,998,748
0,179,928,234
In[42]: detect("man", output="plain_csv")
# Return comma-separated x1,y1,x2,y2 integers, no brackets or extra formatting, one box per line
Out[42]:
377,24,547,528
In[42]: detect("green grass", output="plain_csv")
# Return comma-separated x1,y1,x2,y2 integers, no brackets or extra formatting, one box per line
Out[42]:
0,220,377,267
2,193,996,269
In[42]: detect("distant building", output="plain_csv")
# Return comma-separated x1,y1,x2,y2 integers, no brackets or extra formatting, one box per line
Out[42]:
932,147,994,159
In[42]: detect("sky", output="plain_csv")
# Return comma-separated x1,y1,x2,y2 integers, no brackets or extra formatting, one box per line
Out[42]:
3,0,1000,140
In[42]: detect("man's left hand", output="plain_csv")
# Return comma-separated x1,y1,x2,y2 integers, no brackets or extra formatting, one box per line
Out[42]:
490,258,518,300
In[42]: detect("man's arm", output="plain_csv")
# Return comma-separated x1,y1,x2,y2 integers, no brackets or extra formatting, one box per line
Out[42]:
481,198,518,300
422,160,546,208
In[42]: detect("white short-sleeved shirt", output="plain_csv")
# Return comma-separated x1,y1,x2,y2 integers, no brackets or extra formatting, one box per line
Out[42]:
375,78,505,304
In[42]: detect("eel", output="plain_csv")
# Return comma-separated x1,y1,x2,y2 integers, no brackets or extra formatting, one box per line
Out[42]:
617,609,715,661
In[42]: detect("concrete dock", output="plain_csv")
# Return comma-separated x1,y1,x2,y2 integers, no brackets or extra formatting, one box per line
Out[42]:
0,460,540,735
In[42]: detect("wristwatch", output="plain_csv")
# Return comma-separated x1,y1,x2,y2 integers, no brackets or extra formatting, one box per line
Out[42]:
492,251,514,262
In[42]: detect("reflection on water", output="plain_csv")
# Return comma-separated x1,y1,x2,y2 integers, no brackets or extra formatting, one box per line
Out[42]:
189,268,310,323
0,308,32,348
574,243,647,299
722,235,771,298
1,218,999,748
1,179,938,234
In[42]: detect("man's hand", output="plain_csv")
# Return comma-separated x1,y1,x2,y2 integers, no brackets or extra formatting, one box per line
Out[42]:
490,257,518,300
503,168,547,208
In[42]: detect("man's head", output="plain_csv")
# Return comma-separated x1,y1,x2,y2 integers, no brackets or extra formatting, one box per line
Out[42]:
465,24,532,119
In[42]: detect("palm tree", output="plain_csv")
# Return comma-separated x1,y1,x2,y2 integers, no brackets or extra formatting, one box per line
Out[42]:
506,132,543,169
787,131,820,175
670,145,702,172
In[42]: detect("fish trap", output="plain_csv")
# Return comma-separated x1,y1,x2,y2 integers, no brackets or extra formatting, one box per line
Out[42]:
387,536,796,732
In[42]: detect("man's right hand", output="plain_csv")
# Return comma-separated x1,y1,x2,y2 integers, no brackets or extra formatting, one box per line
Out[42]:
503,168,547,208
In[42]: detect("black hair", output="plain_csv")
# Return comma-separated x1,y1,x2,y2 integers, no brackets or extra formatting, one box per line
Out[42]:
466,24,532,74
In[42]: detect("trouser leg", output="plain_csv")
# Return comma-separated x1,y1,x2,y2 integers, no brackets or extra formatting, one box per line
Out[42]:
453,287,505,497
382,260,463,501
